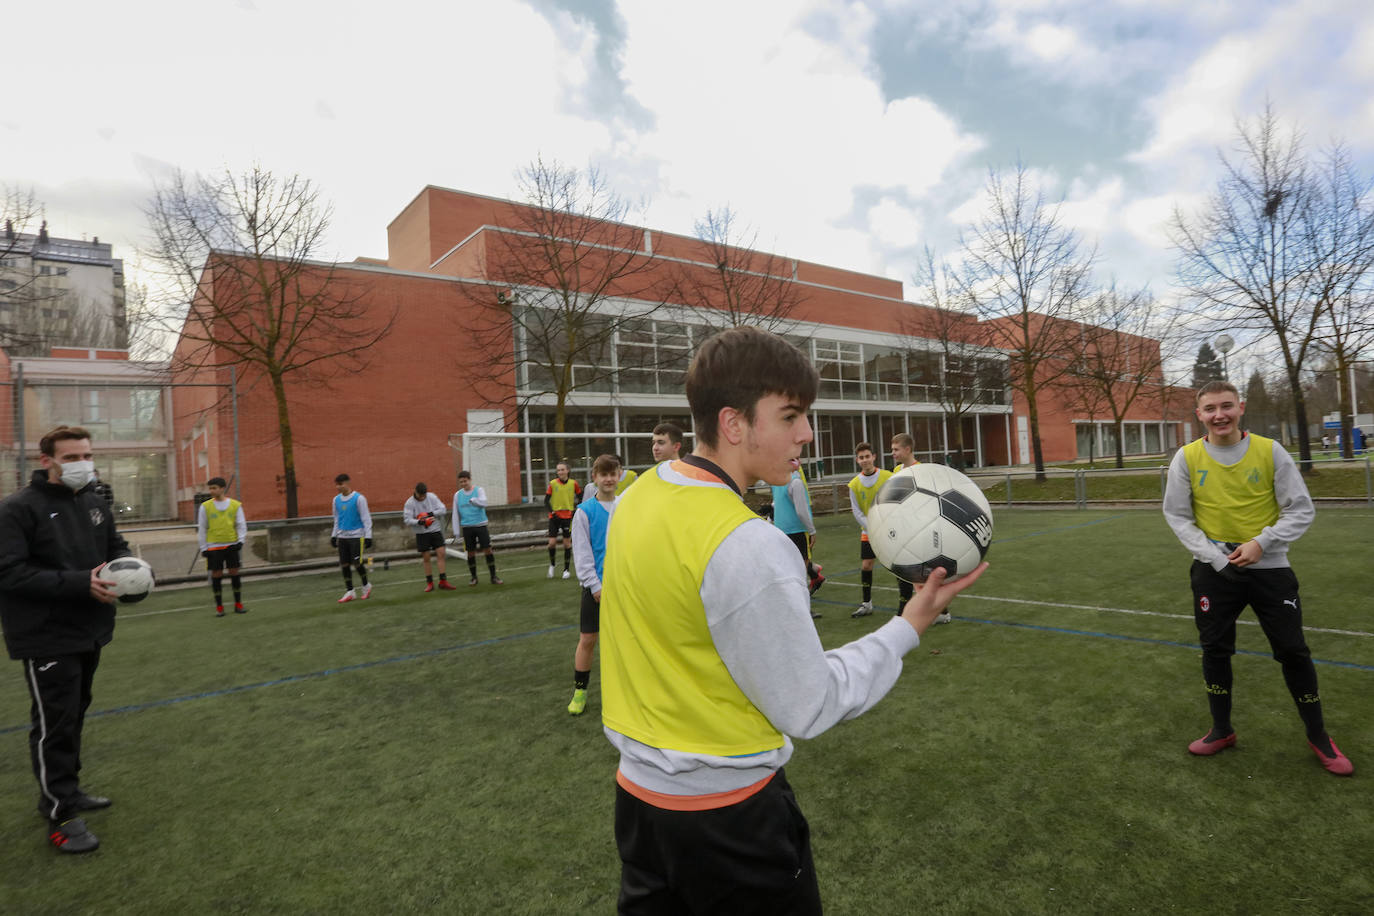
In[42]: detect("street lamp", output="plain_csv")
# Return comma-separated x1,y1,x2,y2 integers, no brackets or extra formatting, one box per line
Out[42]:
1214,334,1234,380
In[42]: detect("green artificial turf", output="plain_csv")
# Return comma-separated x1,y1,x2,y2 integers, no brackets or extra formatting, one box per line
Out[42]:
2,507,1371,914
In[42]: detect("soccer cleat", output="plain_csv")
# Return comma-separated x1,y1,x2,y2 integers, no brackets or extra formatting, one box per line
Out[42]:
1188,730,1237,756
437,579,457,591
468,576,479,587
547,565,555,579
1308,739,1354,776
567,688,588,716
72,791,112,811
424,582,435,593
338,589,357,604
48,818,99,854
852,601,874,618
359,584,372,600
234,603,247,614
215,605,225,618
562,568,571,580
491,576,504,585
935,612,952,625
808,572,826,595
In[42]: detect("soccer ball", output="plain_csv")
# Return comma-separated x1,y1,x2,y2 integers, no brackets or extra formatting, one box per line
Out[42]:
867,464,993,583
101,557,156,604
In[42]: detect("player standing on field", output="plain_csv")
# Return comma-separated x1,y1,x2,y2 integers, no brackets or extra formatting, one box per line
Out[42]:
770,465,825,600
452,471,504,586
566,454,621,717
599,327,985,912
1163,380,1352,775
545,461,581,579
197,476,248,617
404,482,454,592
331,474,373,603
848,443,892,618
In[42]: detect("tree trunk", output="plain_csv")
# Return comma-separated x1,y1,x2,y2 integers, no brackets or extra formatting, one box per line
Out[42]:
269,370,299,518
1115,421,1125,469
1027,400,1046,482
1338,355,1355,460
1290,370,1315,474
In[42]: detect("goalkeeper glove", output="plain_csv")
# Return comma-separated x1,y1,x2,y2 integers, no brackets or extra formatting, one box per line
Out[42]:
364,537,373,549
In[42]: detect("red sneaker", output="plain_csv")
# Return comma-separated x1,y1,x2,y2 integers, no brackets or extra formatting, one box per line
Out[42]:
215,606,225,618
1308,739,1354,776
1187,731,1237,756
437,580,457,590
423,582,435,593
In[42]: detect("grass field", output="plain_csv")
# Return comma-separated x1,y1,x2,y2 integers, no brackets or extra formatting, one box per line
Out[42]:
3,507,1373,914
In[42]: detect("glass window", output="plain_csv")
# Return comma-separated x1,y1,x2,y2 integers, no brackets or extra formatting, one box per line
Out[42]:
1125,423,1143,455
906,350,940,402
1145,424,1162,453
863,345,905,401
814,339,862,400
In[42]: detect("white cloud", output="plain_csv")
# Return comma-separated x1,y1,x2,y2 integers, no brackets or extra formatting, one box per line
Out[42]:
868,197,922,247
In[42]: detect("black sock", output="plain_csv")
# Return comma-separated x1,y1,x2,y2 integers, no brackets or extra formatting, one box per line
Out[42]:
439,573,447,582
564,547,572,570
211,579,223,605
862,569,873,602
468,558,478,578
486,555,498,576
897,580,913,615
231,576,242,604
574,669,590,691
358,565,369,586
343,569,354,589
549,546,556,565
426,575,434,584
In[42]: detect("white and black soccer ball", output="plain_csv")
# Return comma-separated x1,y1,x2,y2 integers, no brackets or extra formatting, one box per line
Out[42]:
867,464,993,583
101,556,156,604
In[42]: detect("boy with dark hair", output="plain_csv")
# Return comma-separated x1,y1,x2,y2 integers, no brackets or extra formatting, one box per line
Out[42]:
1164,380,1352,775
567,454,621,716
453,471,503,586
404,482,454,592
599,326,985,911
848,443,892,617
197,476,248,617
545,461,581,579
651,422,684,463
0,425,129,854
331,474,373,603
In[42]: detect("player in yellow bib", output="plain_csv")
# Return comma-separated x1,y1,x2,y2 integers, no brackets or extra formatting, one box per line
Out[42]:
847,442,892,617
545,462,582,579
197,476,248,617
599,326,986,911
1164,380,1352,775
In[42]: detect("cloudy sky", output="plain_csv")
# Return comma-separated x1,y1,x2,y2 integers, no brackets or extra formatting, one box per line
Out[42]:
6,0,1374,373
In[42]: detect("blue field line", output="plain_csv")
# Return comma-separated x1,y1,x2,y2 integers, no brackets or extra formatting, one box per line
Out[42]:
0,624,575,737
962,616,1374,671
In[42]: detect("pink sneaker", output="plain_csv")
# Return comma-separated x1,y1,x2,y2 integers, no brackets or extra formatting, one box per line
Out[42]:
1187,731,1237,756
1308,739,1354,776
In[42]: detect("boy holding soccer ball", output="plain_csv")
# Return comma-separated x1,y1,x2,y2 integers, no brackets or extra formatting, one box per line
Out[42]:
598,327,985,912
0,426,129,854
404,482,454,592
1164,380,1352,775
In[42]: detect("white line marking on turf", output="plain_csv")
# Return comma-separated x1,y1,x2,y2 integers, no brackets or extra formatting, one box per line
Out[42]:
838,579,1374,638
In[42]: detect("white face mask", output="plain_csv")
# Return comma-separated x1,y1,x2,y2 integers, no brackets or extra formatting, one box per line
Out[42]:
57,460,96,491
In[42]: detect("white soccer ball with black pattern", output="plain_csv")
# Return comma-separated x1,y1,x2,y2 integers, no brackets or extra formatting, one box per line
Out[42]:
867,464,993,583
101,556,156,604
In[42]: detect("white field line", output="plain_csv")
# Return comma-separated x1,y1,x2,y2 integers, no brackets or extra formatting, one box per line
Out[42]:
849,580,1374,638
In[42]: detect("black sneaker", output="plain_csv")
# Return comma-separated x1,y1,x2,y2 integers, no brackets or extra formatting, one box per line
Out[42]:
72,792,112,811
48,818,99,854
491,576,505,585
468,577,479,587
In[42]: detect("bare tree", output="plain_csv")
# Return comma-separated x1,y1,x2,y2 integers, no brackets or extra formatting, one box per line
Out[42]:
907,248,1003,468
1302,142,1374,457
1171,105,1324,471
465,157,669,451
144,166,394,517
671,206,806,334
1064,285,1176,467
956,163,1097,479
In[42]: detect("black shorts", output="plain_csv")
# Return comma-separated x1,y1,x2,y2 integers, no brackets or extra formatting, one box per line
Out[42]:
548,516,572,538
337,537,364,566
462,525,493,553
859,538,876,561
415,530,445,553
579,586,600,634
205,544,242,572
614,767,821,915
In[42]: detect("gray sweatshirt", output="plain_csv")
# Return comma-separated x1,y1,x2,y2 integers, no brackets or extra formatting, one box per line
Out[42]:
1163,435,1314,571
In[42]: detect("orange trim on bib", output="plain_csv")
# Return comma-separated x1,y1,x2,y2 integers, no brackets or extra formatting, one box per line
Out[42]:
616,769,775,811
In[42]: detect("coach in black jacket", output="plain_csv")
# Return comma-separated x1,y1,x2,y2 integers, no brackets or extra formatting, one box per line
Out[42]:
0,425,129,854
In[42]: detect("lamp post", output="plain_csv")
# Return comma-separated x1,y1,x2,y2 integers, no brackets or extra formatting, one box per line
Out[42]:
1214,334,1234,381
